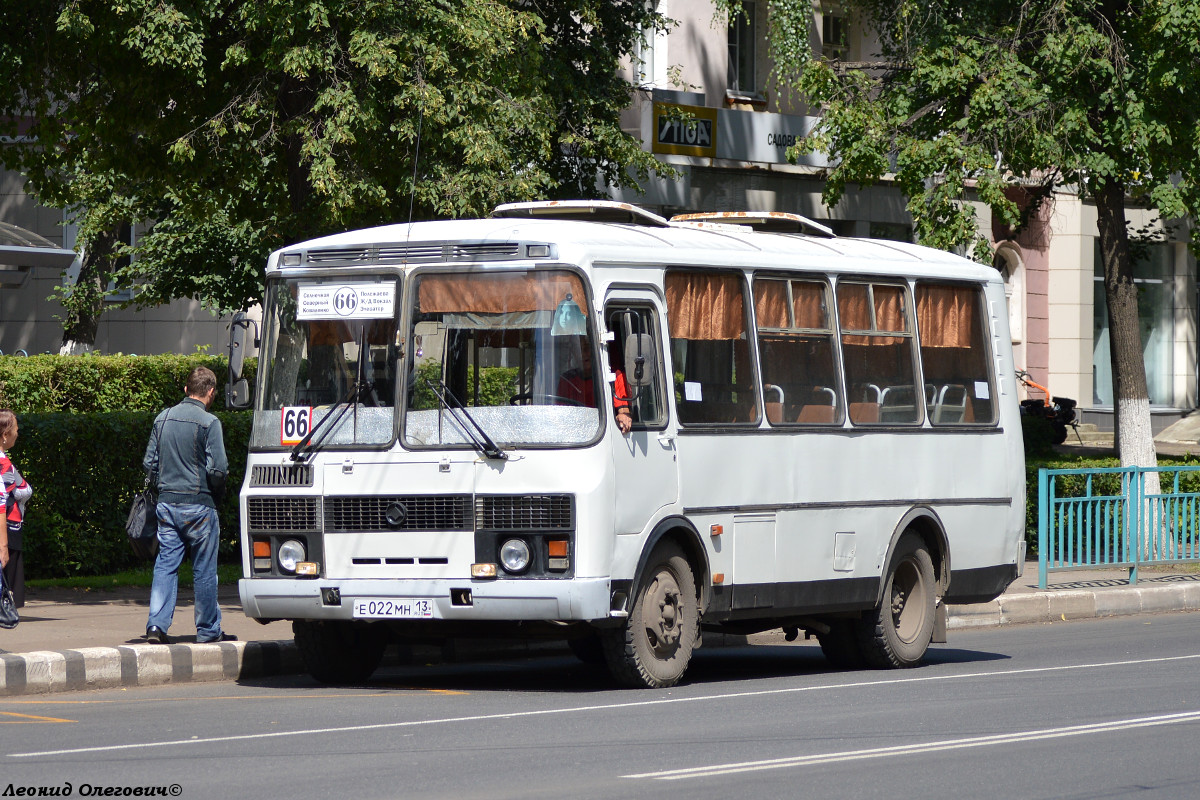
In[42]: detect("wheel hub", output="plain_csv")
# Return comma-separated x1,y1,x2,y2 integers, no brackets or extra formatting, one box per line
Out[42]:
644,572,682,657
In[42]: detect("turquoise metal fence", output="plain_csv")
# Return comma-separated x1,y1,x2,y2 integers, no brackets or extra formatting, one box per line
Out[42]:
1038,465,1200,589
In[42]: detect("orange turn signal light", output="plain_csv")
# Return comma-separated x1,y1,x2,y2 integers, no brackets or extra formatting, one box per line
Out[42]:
471,563,498,579
253,540,271,558
547,539,569,558
710,524,723,537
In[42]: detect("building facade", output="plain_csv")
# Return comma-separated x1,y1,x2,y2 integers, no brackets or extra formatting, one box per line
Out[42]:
0,166,234,356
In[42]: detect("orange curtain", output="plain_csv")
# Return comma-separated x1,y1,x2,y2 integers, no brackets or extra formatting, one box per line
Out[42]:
837,283,871,330
753,280,789,328
667,272,746,340
873,285,906,332
916,284,977,348
418,272,587,315
793,282,826,328
839,283,905,346
754,279,826,329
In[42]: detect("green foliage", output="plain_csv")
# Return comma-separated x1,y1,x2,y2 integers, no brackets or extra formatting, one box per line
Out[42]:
13,411,250,578
410,359,519,409
731,1,1200,261
0,353,256,413
0,1,671,317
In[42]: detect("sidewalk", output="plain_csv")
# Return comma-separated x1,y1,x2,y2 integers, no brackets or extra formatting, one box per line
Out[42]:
3,564,1199,696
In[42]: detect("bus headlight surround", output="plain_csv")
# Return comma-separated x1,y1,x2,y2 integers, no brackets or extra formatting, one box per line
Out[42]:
499,538,532,574
278,539,306,573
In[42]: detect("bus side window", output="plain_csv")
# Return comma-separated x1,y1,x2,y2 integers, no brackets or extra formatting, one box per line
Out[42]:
753,277,842,425
916,283,997,424
606,306,666,428
666,270,760,425
837,282,919,425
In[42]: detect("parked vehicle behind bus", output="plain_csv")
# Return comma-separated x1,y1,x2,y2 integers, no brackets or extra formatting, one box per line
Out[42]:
229,201,1025,688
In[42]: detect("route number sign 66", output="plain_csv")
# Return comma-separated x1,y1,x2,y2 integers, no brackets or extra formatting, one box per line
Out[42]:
280,406,314,445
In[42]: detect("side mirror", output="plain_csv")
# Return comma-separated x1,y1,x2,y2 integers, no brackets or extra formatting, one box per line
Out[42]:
227,312,259,409
624,333,655,387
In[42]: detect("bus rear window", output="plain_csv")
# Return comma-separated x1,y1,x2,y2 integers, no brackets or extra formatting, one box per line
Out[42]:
916,283,996,425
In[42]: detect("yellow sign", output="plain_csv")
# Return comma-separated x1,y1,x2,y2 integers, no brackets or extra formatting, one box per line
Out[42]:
652,103,718,157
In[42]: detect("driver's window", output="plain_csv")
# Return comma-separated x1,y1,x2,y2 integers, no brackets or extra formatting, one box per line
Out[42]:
605,305,667,429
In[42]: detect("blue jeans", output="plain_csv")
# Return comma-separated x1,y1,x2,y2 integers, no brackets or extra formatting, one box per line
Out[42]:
147,503,223,641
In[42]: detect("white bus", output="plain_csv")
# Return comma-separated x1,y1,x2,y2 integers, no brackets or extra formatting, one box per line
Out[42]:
228,200,1025,689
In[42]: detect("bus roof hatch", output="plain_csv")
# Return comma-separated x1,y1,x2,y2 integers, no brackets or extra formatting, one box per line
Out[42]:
492,200,672,228
670,211,836,238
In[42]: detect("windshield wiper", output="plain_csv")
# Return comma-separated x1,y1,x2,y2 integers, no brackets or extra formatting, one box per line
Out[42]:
423,378,507,460
289,379,366,462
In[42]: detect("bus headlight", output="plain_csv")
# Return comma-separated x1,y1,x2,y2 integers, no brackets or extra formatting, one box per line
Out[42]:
499,538,531,574
278,539,306,573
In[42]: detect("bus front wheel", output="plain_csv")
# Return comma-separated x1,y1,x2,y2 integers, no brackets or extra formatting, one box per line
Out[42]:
855,536,936,668
293,620,388,685
602,542,699,689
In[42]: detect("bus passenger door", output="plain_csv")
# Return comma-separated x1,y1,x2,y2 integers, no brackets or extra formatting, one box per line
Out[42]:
605,294,679,535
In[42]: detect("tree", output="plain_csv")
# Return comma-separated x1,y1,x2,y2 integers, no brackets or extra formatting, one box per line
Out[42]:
732,0,1200,474
0,0,669,349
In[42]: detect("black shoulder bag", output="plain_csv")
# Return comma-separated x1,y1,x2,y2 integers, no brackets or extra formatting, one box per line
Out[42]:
127,412,166,559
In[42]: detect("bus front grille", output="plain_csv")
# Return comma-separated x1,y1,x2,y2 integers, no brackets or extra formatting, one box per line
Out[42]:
250,464,314,487
248,497,321,532
325,495,473,532
475,494,574,531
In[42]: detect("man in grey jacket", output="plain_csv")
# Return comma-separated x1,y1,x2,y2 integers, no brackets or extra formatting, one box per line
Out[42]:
142,366,234,644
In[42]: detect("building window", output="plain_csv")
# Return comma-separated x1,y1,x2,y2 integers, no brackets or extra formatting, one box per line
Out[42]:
727,2,757,94
822,3,848,60
1092,241,1174,406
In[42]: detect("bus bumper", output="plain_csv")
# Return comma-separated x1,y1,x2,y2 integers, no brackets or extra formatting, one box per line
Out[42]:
239,577,613,622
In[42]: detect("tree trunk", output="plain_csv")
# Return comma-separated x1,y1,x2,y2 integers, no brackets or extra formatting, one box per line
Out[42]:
58,227,119,355
1095,177,1162,558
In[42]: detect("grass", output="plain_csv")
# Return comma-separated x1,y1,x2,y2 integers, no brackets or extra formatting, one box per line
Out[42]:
26,563,243,592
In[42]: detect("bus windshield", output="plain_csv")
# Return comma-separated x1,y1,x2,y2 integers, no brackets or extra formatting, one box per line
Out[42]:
404,268,601,448
253,275,400,450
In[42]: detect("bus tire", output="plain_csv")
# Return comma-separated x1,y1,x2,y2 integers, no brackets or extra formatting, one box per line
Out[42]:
602,542,699,689
293,620,387,684
855,536,936,668
816,619,866,670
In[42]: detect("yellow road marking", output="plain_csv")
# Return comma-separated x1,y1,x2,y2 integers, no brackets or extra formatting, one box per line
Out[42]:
0,711,76,724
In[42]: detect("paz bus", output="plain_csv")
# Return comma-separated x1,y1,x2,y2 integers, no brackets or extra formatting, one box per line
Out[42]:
227,200,1025,689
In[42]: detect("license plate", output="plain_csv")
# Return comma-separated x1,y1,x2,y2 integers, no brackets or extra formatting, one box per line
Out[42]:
352,598,434,619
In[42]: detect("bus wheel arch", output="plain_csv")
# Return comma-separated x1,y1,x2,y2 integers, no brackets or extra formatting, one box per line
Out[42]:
877,507,949,605
627,516,711,615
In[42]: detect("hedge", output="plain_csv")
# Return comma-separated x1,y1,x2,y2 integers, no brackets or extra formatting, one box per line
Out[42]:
12,411,250,578
0,352,255,413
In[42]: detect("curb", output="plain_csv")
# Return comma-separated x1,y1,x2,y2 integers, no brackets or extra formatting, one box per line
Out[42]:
946,583,1200,630
0,640,301,697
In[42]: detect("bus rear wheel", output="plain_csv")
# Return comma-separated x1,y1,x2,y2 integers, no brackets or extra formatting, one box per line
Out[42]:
293,620,388,684
855,536,936,668
602,542,699,689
